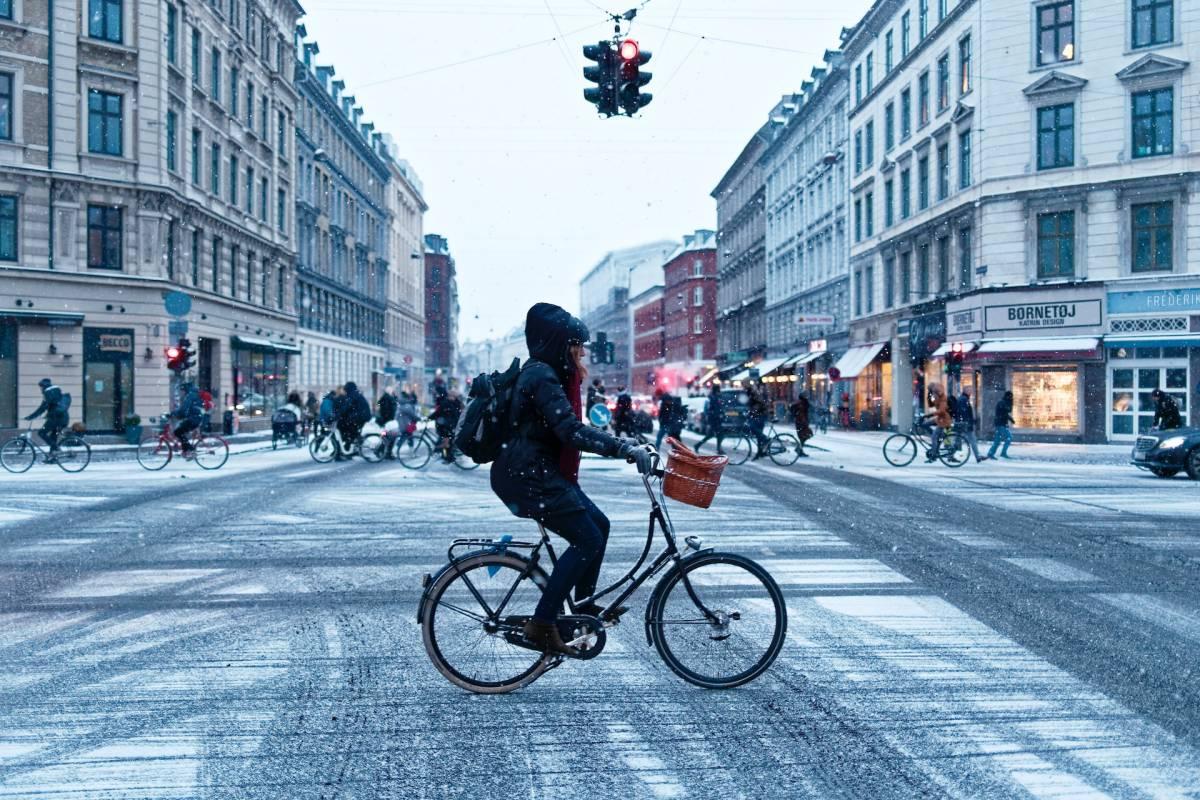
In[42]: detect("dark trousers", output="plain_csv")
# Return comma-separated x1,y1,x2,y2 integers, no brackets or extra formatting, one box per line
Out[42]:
534,492,611,622
38,424,63,451
695,423,724,452
174,419,198,451
749,417,768,455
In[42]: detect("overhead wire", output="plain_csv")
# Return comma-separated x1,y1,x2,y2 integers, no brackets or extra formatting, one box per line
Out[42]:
542,0,579,69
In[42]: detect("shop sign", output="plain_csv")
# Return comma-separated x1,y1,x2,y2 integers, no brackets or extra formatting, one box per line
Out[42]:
99,334,133,353
985,299,1101,332
947,306,982,336
796,314,835,325
908,311,946,363
809,339,827,353
1107,287,1200,315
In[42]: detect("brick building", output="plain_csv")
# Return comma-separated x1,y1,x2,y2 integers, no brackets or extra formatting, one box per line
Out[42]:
662,230,718,388
424,233,458,395
631,286,664,395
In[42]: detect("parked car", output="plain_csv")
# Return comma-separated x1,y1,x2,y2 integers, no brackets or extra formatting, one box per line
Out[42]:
1131,426,1200,480
719,389,748,432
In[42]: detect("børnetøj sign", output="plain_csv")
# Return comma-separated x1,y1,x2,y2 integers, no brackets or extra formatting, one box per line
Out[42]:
984,299,1102,332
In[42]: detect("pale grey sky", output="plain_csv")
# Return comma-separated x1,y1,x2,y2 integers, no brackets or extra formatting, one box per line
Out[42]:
298,0,874,341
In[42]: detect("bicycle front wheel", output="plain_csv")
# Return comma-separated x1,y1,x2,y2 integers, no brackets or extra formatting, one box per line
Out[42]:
137,436,173,470
56,435,91,473
396,435,432,469
939,431,969,468
360,433,386,463
726,435,753,466
768,434,800,466
0,438,35,473
310,432,336,463
420,552,551,694
882,433,918,467
194,435,230,470
649,552,787,689
451,445,480,471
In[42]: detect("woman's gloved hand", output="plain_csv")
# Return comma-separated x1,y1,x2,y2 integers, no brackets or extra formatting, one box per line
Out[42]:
617,441,654,474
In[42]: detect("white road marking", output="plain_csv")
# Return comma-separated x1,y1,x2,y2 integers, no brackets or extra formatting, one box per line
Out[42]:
606,723,685,798
1004,558,1098,583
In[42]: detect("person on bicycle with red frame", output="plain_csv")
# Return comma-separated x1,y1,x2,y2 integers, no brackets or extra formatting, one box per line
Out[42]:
171,382,206,458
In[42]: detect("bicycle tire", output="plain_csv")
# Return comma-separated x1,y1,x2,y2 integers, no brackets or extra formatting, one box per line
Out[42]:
648,551,787,689
396,435,433,470
194,435,230,470
56,435,91,473
310,432,336,464
882,433,919,467
939,431,969,468
726,435,753,466
137,436,173,470
0,438,35,473
360,434,386,463
452,445,480,471
768,434,800,467
420,552,552,694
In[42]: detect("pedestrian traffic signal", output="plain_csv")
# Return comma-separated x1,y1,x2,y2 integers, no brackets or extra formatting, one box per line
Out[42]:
583,41,618,117
946,343,965,377
616,38,652,116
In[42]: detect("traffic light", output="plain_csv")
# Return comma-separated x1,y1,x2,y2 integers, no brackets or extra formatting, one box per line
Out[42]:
165,337,196,373
583,41,617,117
605,341,615,364
616,39,652,116
946,342,965,377
179,337,197,372
591,331,609,365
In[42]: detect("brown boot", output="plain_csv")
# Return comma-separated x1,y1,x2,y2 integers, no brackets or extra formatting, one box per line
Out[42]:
523,618,579,656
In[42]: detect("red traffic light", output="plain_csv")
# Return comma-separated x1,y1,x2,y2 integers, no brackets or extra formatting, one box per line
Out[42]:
950,342,964,354
165,346,182,360
619,39,639,61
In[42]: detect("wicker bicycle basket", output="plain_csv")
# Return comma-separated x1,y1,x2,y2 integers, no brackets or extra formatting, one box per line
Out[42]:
662,437,728,509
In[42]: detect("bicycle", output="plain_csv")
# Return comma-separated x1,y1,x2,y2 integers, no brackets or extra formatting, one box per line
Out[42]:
309,424,386,464
395,419,478,470
761,420,803,467
417,449,788,694
882,423,968,468
815,407,830,435
136,418,229,470
0,424,91,474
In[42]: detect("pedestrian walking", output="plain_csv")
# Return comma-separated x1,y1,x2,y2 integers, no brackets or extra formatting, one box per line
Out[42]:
24,378,71,458
789,393,813,458
746,382,770,460
1151,389,1183,431
954,389,987,463
922,384,952,462
695,383,726,454
655,391,685,450
613,387,635,437
987,390,1016,460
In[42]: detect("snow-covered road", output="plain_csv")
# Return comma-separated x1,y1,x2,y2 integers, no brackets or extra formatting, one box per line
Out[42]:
0,434,1197,798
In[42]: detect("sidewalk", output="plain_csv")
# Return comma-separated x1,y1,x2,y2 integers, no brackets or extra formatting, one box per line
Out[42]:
795,429,1132,466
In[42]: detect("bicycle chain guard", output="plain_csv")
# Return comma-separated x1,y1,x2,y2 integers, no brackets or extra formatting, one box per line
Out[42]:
500,614,607,661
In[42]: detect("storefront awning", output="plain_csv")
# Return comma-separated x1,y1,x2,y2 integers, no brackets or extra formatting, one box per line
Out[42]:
0,309,84,325
1104,334,1200,348
792,350,826,366
232,335,302,354
976,337,1100,354
830,343,886,380
697,367,720,384
930,341,978,358
727,369,750,383
748,356,791,377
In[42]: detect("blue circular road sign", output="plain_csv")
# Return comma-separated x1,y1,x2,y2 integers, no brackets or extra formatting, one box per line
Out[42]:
164,291,192,318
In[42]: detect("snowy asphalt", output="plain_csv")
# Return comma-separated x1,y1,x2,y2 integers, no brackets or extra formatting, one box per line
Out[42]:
0,432,1198,798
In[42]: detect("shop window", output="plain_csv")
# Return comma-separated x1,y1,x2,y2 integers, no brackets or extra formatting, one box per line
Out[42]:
233,347,290,417
86,204,122,270
0,195,16,261
1036,1,1075,65
1132,0,1173,48
0,72,12,141
1012,368,1079,431
1132,87,1173,159
1037,211,1075,278
1037,103,1074,169
87,89,122,156
0,321,14,428
88,0,122,43
1131,201,1172,272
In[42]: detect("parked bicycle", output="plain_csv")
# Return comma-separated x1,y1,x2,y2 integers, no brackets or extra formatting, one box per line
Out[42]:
136,418,229,470
395,419,478,471
309,425,385,464
0,424,91,474
882,423,968,468
418,447,787,694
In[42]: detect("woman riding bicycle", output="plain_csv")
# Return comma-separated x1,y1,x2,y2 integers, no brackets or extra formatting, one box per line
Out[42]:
491,303,651,655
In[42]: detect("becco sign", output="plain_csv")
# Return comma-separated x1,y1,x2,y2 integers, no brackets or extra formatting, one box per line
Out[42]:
984,299,1102,332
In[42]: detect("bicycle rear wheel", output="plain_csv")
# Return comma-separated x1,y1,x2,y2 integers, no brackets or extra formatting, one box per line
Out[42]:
56,435,91,473
768,434,800,466
882,433,918,467
420,552,551,694
360,433,386,463
137,436,173,470
939,431,969,468
194,435,229,470
310,432,336,463
451,444,480,471
726,434,753,466
396,435,432,469
0,438,35,473
648,552,787,689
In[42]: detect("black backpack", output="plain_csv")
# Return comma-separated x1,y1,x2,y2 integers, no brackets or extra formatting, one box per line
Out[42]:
455,358,523,465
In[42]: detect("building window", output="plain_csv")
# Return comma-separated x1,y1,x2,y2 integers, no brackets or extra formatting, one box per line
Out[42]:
230,244,239,297
937,235,950,292
865,120,875,166
245,167,254,214
246,82,254,128
260,178,268,222
937,54,950,111
229,155,238,205
901,12,911,57
900,88,912,140
0,72,12,141
918,72,930,127
959,129,972,187
87,89,122,156
884,257,896,308
1037,1,1076,65
884,102,895,151
190,228,200,285
884,179,895,227
0,195,17,261
211,236,221,291
277,188,286,232
918,242,930,296
0,0,11,19
854,129,863,173
693,315,703,335
959,35,972,94
958,227,972,288
1131,201,1173,272
191,28,201,85
1037,103,1074,169
230,66,239,116
866,53,874,93
939,0,948,21
1132,0,1173,48
278,110,287,154
190,128,201,185
937,142,950,200
166,110,177,172
865,265,875,313
88,0,122,43
919,0,929,39
865,192,875,237
854,271,862,316
900,169,912,219
211,48,221,103
166,4,178,65
86,204,122,270
693,286,703,306
885,30,894,73
854,198,862,242
1131,87,1173,159
900,251,912,304
855,64,863,104
917,156,930,210
692,259,704,277
260,98,268,139
210,143,220,194
1037,211,1075,278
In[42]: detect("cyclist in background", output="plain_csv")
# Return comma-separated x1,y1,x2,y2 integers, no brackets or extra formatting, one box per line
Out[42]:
172,381,206,458
25,378,70,459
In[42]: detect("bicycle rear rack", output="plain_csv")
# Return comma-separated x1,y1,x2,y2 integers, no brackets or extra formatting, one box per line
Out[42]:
447,537,539,562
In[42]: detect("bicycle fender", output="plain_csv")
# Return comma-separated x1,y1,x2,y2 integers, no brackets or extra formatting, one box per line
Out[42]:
416,550,544,625
642,548,715,646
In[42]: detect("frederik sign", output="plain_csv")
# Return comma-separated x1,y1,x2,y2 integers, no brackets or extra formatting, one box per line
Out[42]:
984,299,1102,332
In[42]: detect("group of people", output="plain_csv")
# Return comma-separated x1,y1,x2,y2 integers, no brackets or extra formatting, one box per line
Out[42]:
693,380,815,460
